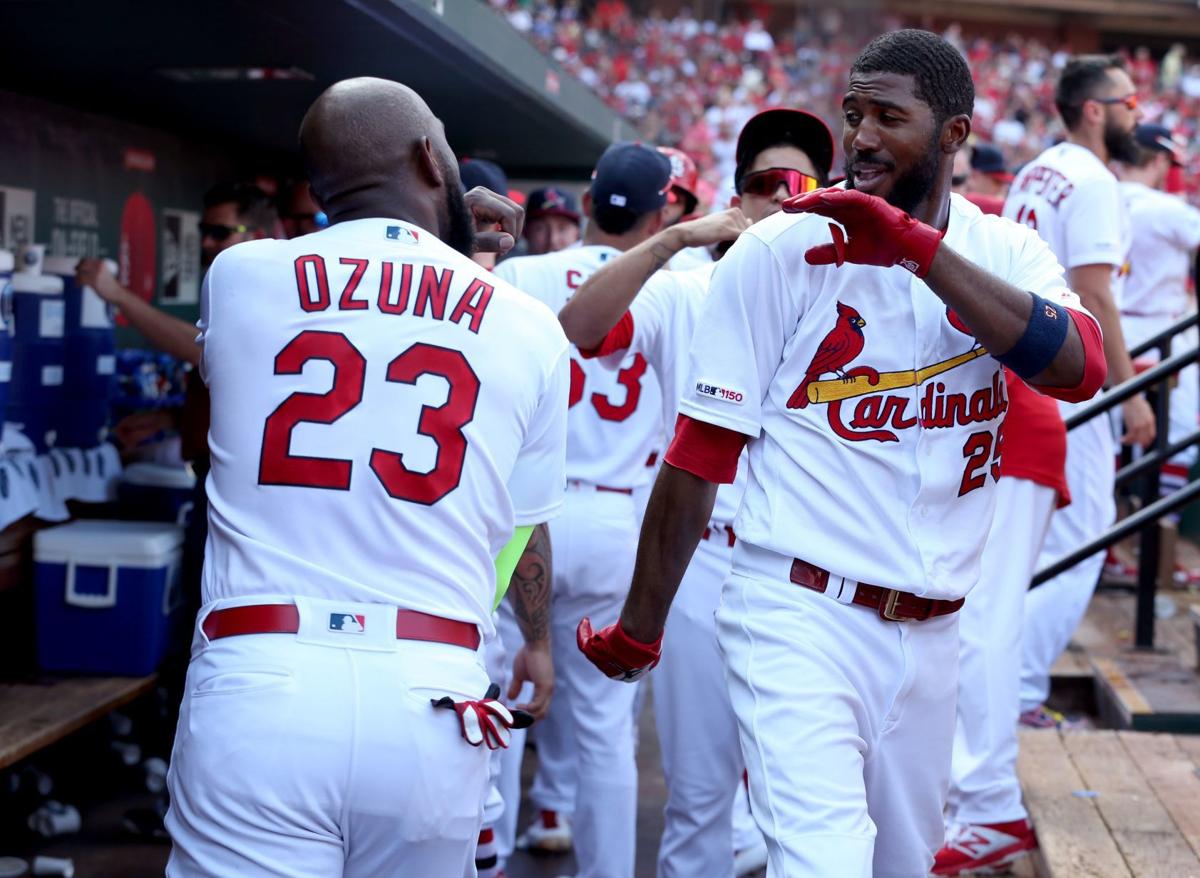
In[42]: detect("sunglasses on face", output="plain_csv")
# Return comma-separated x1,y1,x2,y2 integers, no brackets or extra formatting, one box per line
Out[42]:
198,221,250,242
739,168,820,198
1092,93,1139,111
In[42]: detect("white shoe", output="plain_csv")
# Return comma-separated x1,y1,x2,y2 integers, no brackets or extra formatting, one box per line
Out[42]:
515,810,573,853
734,839,768,876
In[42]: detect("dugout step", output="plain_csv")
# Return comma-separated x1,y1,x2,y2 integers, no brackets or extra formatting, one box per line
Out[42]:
1090,651,1200,733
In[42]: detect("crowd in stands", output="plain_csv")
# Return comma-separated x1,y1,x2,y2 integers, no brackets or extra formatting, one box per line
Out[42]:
492,0,1200,207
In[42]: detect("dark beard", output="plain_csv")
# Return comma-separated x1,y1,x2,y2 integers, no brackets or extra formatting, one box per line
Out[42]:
443,176,477,258
1104,115,1140,165
844,128,942,217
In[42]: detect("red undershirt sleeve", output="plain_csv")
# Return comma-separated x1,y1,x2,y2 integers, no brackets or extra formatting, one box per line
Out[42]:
1031,309,1107,403
663,414,748,484
578,311,635,359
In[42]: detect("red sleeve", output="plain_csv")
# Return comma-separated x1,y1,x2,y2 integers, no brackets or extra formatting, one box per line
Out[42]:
663,414,748,484
578,311,635,359
1030,309,1107,403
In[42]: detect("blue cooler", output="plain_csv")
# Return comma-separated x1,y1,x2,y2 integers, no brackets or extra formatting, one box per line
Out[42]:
45,257,115,448
10,272,64,451
0,250,13,424
34,520,183,675
118,463,197,526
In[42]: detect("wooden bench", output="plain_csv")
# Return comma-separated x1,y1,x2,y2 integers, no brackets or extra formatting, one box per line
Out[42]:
1018,728,1200,877
0,675,157,772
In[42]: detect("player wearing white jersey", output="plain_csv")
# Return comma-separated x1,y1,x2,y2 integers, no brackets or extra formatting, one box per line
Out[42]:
561,108,834,878
579,31,1106,877
494,142,673,878
1119,124,1200,502
164,79,568,878
1004,56,1152,722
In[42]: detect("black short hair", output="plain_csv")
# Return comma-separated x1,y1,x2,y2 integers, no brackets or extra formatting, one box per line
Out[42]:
734,139,830,193
591,203,655,235
203,182,278,232
850,29,974,126
1055,55,1126,131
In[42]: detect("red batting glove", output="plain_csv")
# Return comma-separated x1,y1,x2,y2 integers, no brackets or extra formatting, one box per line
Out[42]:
782,188,943,278
431,683,534,750
577,617,663,682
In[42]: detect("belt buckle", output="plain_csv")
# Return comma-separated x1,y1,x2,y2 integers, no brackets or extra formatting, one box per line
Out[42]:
881,589,917,622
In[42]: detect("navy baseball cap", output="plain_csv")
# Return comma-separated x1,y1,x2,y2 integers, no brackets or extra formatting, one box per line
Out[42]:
1135,124,1185,165
589,143,672,217
735,108,835,183
527,186,581,223
459,158,509,194
970,143,1013,181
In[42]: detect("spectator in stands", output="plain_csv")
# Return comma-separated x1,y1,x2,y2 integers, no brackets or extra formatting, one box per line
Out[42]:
523,186,582,255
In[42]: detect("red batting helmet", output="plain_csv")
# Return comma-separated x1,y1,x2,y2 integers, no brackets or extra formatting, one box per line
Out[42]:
658,147,700,217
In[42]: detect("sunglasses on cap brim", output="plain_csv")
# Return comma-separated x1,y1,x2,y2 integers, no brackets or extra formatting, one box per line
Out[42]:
198,221,250,241
739,168,820,197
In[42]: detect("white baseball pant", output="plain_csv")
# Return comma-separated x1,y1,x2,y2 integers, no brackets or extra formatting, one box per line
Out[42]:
1021,410,1115,712
493,602,530,863
1124,316,1199,489
948,477,1056,826
717,542,960,878
166,597,490,878
528,484,640,878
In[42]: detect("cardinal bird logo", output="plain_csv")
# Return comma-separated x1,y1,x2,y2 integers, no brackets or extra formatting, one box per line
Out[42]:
788,302,867,409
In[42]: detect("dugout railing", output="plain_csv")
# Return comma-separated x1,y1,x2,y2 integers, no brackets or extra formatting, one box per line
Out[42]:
1029,310,1200,650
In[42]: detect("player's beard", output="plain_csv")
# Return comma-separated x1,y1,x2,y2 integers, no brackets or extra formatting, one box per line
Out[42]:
844,128,941,217
1104,114,1140,165
438,155,477,258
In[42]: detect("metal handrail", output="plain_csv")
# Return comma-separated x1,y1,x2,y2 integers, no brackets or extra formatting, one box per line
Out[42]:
1115,428,1200,488
1127,311,1200,360
1064,346,1200,431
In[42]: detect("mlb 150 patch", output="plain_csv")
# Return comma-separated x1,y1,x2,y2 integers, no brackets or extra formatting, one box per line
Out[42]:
695,380,745,405
329,613,366,634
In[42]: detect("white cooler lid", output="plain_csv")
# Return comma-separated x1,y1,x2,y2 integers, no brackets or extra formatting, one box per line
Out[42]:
35,520,184,565
0,251,13,274
11,272,64,295
122,462,196,490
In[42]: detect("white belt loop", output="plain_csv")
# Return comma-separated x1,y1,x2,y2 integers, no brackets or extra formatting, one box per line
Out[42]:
833,576,858,605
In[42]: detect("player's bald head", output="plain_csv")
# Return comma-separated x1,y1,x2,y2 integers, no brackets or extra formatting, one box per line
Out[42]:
299,77,455,210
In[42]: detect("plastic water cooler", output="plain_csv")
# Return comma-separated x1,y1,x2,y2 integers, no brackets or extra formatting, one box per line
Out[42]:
9,269,65,452
44,257,117,448
0,251,14,427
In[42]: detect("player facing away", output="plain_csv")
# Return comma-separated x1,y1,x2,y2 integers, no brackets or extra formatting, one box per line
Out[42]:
1005,55,1151,725
493,143,673,878
559,108,834,878
164,78,569,877
578,30,1107,877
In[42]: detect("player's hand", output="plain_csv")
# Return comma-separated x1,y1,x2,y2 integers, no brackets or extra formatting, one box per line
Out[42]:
783,188,942,278
676,207,752,249
1121,394,1156,447
113,410,176,449
508,641,554,721
464,187,524,254
75,258,125,304
431,682,534,750
576,617,662,682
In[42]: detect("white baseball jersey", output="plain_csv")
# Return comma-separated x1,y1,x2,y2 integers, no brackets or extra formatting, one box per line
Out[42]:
199,218,569,637
1119,181,1200,319
495,245,662,490
678,195,1094,601
598,261,747,525
1003,141,1132,305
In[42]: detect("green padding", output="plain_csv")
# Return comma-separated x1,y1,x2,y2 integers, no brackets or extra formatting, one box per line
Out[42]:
493,525,534,609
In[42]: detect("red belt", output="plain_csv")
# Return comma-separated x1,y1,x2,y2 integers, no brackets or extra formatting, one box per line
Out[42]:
202,604,481,650
701,524,737,548
569,480,633,495
788,559,964,622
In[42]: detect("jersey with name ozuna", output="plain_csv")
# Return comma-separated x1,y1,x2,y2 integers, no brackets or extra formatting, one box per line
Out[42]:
199,218,569,637
678,194,1091,601
496,245,663,490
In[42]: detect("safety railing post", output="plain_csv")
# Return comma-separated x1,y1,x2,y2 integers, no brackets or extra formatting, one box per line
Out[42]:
1133,338,1173,650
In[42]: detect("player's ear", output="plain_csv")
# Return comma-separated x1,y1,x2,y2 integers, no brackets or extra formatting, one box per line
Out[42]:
416,137,443,188
941,114,971,155
729,194,742,210
581,190,593,218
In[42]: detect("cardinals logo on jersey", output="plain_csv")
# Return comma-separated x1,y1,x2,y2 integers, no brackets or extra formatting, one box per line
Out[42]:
787,301,1005,443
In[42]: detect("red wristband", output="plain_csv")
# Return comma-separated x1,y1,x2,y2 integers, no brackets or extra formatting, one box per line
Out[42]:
897,222,943,278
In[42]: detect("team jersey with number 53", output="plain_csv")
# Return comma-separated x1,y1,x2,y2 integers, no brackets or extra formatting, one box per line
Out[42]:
199,218,569,636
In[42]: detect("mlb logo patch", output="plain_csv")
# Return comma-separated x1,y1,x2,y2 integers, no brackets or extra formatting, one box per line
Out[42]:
329,613,366,634
386,225,420,245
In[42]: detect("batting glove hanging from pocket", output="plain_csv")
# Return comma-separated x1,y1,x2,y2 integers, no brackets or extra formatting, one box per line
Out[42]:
431,683,534,750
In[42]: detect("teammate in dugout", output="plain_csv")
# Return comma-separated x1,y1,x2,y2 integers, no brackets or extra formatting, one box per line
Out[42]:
559,108,833,878
163,77,568,877
578,29,1107,877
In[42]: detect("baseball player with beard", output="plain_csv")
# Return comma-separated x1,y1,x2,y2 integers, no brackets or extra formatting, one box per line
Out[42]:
493,143,673,878
165,78,567,877
559,108,833,878
1004,55,1152,725
578,30,1106,877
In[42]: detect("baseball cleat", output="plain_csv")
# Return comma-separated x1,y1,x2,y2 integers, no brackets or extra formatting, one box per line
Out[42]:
733,839,768,876
1018,704,1085,730
932,819,1036,875
515,810,573,854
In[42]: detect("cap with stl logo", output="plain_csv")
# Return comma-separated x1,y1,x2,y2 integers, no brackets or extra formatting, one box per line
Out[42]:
1134,123,1186,166
589,143,672,219
526,186,582,224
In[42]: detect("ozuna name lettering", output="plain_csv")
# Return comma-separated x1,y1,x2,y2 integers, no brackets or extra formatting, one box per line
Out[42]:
293,255,494,334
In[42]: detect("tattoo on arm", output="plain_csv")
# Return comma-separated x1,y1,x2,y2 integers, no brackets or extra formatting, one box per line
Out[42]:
646,242,676,278
509,522,552,644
